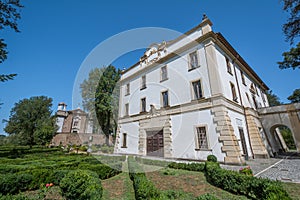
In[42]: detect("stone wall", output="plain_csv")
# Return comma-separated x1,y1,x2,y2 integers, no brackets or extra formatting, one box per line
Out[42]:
51,133,113,146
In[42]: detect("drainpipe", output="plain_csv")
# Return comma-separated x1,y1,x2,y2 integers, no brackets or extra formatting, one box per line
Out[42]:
232,56,254,159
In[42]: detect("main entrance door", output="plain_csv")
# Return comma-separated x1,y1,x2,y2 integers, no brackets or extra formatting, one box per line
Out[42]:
147,130,164,157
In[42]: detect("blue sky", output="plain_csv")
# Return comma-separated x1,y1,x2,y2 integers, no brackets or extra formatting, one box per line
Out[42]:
0,0,299,134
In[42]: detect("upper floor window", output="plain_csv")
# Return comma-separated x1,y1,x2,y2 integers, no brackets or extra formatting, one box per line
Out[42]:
250,83,256,95
189,51,199,70
226,57,232,75
230,82,238,102
141,75,146,90
161,91,169,107
261,90,266,102
241,71,246,85
161,65,168,81
195,126,208,149
191,80,203,100
125,103,129,116
125,83,130,95
141,98,146,112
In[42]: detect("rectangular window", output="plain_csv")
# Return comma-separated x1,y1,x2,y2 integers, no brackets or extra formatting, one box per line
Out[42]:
189,51,199,70
125,83,130,95
261,90,266,102
196,126,208,149
226,57,232,74
141,98,146,112
161,66,168,81
141,75,146,90
125,103,129,116
230,82,238,102
192,80,203,100
122,133,127,148
161,91,169,107
241,71,246,85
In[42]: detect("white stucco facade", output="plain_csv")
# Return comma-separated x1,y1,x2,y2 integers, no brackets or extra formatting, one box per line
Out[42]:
115,16,270,164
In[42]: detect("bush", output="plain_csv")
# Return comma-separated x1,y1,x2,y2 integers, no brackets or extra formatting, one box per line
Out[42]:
78,145,88,152
168,162,205,172
60,170,103,200
128,156,160,200
239,166,253,176
205,162,291,200
207,155,217,162
195,193,219,200
0,173,33,195
78,163,121,179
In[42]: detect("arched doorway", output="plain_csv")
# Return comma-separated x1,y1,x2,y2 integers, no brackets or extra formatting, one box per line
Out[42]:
270,125,296,153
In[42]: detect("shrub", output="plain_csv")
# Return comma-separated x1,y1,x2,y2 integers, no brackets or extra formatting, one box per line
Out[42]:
78,163,121,179
195,193,219,200
207,155,217,162
128,156,160,200
60,170,103,200
239,166,253,176
205,162,291,200
0,173,33,195
78,145,88,152
168,162,205,172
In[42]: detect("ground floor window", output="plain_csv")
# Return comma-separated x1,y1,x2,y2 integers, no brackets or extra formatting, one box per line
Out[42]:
122,133,127,148
195,126,208,149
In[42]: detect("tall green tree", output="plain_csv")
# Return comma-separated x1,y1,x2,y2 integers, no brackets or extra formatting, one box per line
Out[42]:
266,90,282,106
94,65,121,144
0,0,23,82
4,96,57,147
278,0,300,69
287,88,300,102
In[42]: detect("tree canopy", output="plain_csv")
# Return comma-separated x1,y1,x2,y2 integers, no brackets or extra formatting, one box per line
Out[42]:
287,88,300,103
0,0,23,82
278,0,300,69
266,90,282,106
4,96,57,147
95,66,121,143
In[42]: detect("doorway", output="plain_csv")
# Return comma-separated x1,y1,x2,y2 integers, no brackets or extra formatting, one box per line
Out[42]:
146,130,164,157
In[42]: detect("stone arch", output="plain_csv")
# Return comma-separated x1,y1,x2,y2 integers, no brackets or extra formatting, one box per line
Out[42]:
269,124,296,153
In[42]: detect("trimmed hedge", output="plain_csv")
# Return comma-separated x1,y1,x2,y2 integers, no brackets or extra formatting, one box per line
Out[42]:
0,173,33,195
205,162,291,200
78,163,121,179
127,156,160,200
168,162,205,172
60,170,103,200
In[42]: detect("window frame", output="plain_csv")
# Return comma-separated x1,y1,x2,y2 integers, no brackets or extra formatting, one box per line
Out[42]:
160,65,168,82
230,82,238,102
124,103,129,116
191,79,204,100
140,75,146,90
241,71,246,85
188,51,200,71
140,97,146,113
161,90,169,108
226,57,233,75
121,133,127,148
125,83,130,96
194,125,209,150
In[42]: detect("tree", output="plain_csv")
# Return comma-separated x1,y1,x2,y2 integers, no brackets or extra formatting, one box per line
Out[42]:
287,88,300,102
266,90,282,106
0,0,23,82
278,0,300,69
4,96,57,147
80,67,105,132
94,65,121,144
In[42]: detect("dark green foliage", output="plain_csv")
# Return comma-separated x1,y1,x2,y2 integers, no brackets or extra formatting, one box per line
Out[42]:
78,163,121,179
207,155,217,162
195,193,219,200
278,0,300,69
0,173,33,195
168,162,205,172
4,96,57,147
205,162,291,200
287,88,300,103
128,156,160,200
0,0,23,81
60,170,103,200
279,126,296,150
266,90,282,106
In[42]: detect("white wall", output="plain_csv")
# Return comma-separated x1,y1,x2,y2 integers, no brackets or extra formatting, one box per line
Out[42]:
117,121,139,154
121,44,211,117
171,110,225,161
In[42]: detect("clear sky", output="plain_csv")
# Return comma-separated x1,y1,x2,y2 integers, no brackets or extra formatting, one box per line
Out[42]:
0,0,299,135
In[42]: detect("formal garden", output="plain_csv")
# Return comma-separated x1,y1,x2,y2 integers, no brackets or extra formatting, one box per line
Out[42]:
0,146,299,200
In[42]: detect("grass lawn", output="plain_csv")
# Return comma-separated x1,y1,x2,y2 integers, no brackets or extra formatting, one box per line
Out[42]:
282,182,300,200
146,167,249,200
